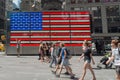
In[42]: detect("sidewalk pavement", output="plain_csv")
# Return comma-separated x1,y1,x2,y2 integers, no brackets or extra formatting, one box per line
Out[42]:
0,55,115,80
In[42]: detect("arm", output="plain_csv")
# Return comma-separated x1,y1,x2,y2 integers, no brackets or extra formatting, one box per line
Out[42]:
64,49,67,59
90,53,95,65
38,46,41,52
106,55,114,64
78,53,84,61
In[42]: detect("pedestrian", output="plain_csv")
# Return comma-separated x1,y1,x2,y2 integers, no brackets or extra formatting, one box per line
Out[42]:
56,43,75,79
38,41,42,60
78,40,96,80
16,39,21,57
51,42,62,73
106,39,120,80
49,43,57,68
39,43,44,62
51,42,70,75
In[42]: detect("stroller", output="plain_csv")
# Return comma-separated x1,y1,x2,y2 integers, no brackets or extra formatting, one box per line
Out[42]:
97,52,113,69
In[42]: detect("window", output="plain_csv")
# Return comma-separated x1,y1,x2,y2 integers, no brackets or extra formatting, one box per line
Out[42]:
106,5,119,16
88,0,93,3
71,0,76,4
91,6,101,17
87,6,102,33
71,7,83,11
111,0,118,2
25,1,29,4
78,0,83,3
106,5,120,33
103,0,111,2
95,0,100,2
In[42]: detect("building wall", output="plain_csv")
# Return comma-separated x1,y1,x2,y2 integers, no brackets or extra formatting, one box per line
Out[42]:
0,0,6,35
20,0,41,11
65,0,120,42
6,0,13,11
0,0,5,20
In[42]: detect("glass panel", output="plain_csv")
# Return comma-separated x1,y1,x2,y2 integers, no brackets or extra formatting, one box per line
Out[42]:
71,0,76,4
106,5,119,16
92,6,101,17
103,0,111,2
106,5,120,33
87,6,102,33
88,0,93,3
78,0,83,3
95,0,100,2
111,0,118,2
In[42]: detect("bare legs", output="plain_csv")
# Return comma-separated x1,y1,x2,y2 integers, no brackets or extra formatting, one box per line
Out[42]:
79,61,96,80
116,74,120,80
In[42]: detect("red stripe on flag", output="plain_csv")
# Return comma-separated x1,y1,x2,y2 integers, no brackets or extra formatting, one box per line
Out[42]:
42,12,89,15
10,38,91,41
43,27,90,30
10,43,83,47
43,17,90,20
43,22,90,25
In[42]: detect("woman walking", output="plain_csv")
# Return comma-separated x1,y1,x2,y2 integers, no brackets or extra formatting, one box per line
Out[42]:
106,40,120,80
78,40,96,80
49,43,57,68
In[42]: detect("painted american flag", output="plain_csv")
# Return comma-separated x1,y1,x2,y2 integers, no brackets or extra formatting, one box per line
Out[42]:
10,11,91,46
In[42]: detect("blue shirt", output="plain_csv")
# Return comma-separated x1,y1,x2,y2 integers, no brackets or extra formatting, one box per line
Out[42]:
61,47,66,59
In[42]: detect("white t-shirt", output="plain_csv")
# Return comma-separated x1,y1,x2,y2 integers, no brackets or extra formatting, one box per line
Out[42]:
112,48,120,66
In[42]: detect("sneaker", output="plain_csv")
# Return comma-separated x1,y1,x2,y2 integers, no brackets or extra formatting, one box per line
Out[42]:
64,72,69,75
70,76,75,79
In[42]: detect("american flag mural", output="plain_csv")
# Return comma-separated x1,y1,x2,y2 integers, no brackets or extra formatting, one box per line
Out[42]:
10,11,91,46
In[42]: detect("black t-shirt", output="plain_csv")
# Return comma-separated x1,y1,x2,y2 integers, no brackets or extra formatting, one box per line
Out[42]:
84,48,91,60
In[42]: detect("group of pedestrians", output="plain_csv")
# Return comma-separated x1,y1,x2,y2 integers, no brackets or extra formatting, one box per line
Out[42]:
38,41,51,62
38,39,120,80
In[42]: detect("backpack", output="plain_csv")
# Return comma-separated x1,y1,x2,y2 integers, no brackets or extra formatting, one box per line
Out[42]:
65,48,72,59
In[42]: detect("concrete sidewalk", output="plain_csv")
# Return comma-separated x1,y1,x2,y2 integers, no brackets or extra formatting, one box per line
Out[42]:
0,55,115,80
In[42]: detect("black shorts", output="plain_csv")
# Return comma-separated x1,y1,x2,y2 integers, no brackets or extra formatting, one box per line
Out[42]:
116,66,120,75
57,57,62,64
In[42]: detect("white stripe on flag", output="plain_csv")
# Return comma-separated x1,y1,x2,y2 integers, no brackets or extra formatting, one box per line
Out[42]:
50,20,69,22
50,15,69,17
70,20,90,22
11,36,30,38
31,31,49,32
42,15,49,17
51,25,69,27
71,41,91,43
71,25,90,27
31,36,50,38
11,31,30,33
71,30,90,32
51,31,70,32
70,15,89,17
71,36,91,38
10,41,30,43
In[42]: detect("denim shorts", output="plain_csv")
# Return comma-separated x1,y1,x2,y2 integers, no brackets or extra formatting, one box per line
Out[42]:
61,58,69,66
